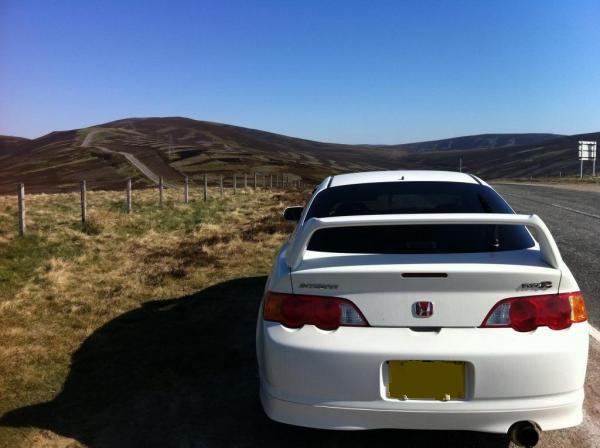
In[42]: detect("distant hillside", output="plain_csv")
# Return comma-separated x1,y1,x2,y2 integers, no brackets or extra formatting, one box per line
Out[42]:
0,117,595,194
0,135,30,154
391,133,562,152
411,132,600,179
0,117,407,193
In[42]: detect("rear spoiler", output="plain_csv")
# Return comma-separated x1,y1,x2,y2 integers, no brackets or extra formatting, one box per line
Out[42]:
285,213,563,270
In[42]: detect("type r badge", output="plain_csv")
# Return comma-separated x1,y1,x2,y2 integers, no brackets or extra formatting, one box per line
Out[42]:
520,281,553,290
414,301,434,318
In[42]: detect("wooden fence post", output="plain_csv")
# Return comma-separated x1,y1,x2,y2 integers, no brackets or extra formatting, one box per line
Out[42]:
184,176,189,204
80,180,87,224
244,173,247,189
126,178,132,213
220,175,224,196
253,172,257,190
159,176,164,206
17,183,25,236
270,174,273,189
233,174,237,195
276,174,279,188
203,174,208,201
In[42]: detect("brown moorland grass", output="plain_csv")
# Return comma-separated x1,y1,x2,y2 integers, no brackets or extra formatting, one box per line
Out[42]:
0,186,306,447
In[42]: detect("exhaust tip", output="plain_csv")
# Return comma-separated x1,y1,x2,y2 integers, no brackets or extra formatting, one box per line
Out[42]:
508,421,541,447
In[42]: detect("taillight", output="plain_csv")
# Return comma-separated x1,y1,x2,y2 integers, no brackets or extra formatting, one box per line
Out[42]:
481,292,587,332
263,292,368,330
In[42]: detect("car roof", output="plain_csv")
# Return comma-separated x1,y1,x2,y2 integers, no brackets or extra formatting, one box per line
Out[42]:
328,170,487,187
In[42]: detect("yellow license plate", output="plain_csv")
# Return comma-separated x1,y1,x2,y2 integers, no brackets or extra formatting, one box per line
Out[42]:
387,360,465,401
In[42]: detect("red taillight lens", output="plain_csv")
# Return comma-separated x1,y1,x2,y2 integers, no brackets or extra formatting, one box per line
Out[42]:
482,292,587,332
509,298,538,332
263,292,368,330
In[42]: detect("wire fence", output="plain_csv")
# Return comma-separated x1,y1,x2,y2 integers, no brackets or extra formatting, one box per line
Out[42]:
13,172,305,236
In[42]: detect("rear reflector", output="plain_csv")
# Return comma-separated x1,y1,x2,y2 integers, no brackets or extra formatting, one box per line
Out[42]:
263,292,368,330
481,292,587,332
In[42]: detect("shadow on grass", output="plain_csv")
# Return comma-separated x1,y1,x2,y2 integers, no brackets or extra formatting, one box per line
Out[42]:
0,276,508,447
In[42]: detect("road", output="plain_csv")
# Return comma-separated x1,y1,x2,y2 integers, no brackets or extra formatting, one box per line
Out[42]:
490,183,600,447
492,183,600,328
81,130,163,185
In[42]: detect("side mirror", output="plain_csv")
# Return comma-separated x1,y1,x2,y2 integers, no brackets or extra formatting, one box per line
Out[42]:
283,206,303,221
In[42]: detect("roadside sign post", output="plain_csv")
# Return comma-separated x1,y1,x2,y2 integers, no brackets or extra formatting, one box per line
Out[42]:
578,141,597,178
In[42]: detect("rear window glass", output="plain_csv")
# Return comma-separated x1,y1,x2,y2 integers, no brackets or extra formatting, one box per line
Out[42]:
305,182,535,254
306,181,513,218
308,224,534,254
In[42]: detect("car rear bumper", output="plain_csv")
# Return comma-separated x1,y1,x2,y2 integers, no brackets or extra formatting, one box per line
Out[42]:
260,386,584,433
257,321,589,433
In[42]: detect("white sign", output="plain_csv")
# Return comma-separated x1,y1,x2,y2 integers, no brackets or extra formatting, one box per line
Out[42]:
578,141,596,161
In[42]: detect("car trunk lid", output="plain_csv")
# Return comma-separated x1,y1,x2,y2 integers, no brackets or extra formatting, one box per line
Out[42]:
291,250,561,327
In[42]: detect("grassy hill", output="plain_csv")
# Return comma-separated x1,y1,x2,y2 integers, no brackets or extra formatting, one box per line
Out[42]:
0,136,29,155
0,117,406,193
407,132,600,179
389,133,561,152
0,117,595,194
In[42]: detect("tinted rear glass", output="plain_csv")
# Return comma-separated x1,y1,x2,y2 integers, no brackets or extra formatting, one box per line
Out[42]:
305,181,535,254
306,181,513,218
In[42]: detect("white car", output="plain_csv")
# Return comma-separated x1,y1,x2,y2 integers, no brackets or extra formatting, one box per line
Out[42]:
256,171,589,446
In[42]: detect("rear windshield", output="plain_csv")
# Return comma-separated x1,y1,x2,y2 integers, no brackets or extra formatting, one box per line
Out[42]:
305,181,535,254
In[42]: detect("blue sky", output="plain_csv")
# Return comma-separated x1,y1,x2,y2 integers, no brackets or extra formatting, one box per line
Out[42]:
1,0,599,143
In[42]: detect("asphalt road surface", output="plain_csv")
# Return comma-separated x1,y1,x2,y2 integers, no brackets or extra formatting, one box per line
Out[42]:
492,183,600,328
491,183,600,447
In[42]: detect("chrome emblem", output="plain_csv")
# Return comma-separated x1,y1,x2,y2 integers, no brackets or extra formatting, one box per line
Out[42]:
414,301,434,318
298,283,338,290
520,281,552,290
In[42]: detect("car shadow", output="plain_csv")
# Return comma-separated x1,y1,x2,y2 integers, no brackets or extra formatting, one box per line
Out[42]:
0,276,508,447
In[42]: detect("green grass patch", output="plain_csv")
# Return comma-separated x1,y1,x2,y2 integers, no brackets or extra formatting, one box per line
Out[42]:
0,234,82,298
